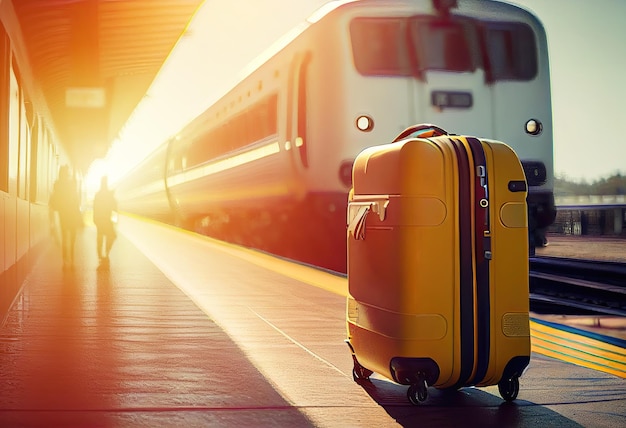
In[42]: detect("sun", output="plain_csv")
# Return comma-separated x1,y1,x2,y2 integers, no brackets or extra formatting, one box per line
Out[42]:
84,159,112,200
83,138,148,198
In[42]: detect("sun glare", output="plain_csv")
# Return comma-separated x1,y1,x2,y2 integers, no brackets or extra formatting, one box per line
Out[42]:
83,1,333,203
84,135,152,198
84,159,112,200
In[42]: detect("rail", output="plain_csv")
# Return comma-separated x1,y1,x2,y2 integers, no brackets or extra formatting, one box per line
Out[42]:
529,257,626,316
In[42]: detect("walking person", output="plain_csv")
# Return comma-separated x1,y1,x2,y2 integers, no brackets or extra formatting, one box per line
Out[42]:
49,165,82,268
93,176,117,262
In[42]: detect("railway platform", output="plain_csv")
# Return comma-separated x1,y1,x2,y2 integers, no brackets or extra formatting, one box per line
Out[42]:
1,217,625,427
537,233,626,262
0,223,313,427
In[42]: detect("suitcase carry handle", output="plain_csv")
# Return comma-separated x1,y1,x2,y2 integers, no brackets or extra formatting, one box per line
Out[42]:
392,124,449,142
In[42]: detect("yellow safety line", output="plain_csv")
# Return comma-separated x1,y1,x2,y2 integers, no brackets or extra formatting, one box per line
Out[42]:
531,320,625,355
530,320,626,378
120,213,349,296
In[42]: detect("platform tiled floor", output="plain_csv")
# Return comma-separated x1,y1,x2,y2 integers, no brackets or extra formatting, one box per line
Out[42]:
0,226,312,427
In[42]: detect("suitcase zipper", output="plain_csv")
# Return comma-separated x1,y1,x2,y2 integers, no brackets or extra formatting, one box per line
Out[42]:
449,138,476,388
466,137,492,386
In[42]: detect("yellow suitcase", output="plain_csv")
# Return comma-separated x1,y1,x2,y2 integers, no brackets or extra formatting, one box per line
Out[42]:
346,125,530,404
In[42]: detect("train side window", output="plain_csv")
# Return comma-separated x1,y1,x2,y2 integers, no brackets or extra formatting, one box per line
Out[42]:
187,94,279,169
263,94,278,138
483,22,537,81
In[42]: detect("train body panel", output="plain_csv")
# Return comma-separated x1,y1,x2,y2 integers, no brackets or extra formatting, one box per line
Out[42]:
115,145,172,222
161,56,299,221
117,0,555,272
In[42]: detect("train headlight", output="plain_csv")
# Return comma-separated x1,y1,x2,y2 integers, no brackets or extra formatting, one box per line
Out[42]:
356,115,374,132
525,119,542,136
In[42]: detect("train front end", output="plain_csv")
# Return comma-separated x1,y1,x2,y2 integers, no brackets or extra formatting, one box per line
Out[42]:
324,0,555,253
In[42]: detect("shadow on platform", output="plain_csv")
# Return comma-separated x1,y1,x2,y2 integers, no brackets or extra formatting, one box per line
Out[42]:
356,377,584,428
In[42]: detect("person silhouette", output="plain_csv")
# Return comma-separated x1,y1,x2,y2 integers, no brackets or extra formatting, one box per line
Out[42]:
49,165,82,268
93,176,118,261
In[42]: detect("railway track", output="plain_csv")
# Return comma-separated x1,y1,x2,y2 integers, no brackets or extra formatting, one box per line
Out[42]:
529,256,626,316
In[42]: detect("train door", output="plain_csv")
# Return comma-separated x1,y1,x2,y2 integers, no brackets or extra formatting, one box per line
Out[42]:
286,51,311,180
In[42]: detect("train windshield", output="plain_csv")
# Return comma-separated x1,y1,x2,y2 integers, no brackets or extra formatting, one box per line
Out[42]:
350,16,537,81
408,17,477,73
482,22,537,81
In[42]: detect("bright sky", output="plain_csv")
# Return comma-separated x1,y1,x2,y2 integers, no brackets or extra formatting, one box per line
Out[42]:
85,0,626,194
511,0,626,182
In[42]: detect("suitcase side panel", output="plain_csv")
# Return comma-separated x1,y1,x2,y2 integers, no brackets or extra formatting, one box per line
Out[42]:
347,138,462,385
479,139,531,386
444,136,531,388
465,136,492,386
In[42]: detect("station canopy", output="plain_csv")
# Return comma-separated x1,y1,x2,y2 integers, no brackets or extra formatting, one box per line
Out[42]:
11,0,203,172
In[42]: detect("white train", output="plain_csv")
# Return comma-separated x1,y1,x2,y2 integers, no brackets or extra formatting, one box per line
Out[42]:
117,0,556,273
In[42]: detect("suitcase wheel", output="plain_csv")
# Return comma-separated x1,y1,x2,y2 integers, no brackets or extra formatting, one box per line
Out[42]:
498,376,520,402
407,378,428,405
351,357,373,382
345,340,373,382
